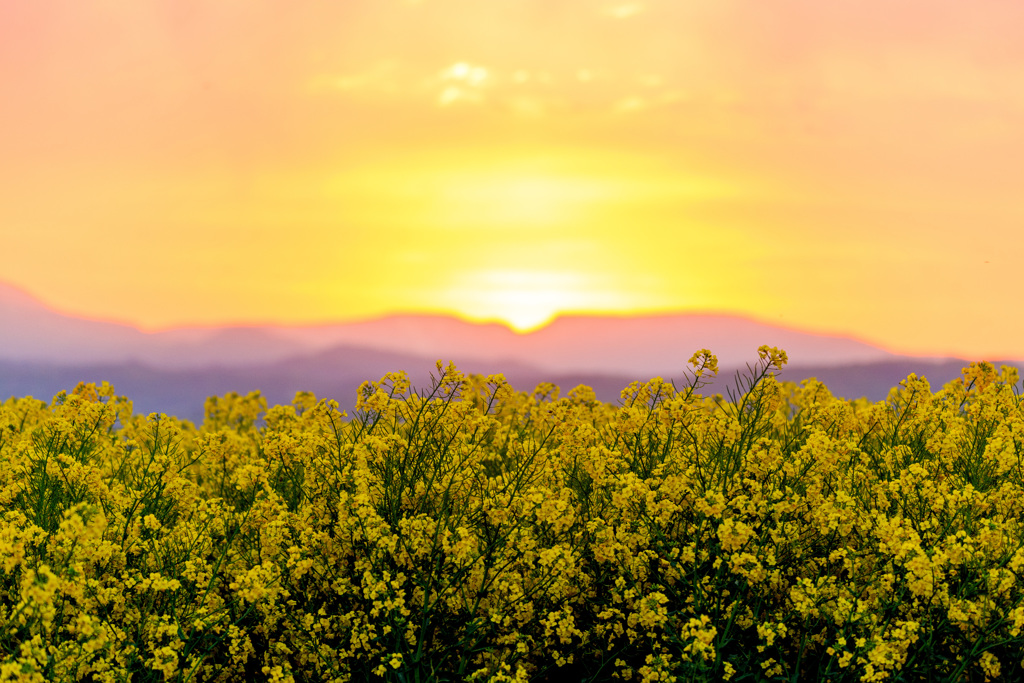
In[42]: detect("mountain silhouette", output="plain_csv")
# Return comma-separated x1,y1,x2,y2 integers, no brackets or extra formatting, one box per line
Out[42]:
2,280,1018,421
2,280,898,374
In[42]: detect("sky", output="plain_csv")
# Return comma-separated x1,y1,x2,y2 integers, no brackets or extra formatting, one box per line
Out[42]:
2,0,1023,359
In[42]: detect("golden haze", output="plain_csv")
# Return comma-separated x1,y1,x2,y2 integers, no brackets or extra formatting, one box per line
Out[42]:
1,1,1023,359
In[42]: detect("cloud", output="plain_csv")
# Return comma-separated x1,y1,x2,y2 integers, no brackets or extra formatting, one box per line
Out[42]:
440,61,488,86
602,2,645,19
433,61,491,106
310,55,686,117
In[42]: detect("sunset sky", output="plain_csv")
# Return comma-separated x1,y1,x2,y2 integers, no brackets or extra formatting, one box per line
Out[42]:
2,1,1023,359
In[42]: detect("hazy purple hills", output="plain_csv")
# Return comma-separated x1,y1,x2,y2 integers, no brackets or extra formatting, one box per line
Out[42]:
0,281,895,372
1,281,1016,423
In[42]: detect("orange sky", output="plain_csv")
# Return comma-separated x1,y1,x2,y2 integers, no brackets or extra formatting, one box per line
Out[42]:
2,0,1023,359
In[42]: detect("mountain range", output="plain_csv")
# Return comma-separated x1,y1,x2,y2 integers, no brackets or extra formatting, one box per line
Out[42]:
1,281,1017,423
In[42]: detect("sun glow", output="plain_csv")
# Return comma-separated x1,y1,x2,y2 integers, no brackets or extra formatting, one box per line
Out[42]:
441,269,648,333
435,170,621,229
329,150,658,233
483,302,557,334
321,148,732,334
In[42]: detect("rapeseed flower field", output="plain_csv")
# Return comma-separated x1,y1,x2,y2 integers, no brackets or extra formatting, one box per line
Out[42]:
2,347,1024,682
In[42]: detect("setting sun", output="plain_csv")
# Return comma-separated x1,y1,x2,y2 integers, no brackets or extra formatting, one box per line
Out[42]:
438,268,651,333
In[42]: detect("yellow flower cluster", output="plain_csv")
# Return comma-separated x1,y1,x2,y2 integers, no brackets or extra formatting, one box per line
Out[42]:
1,354,1023,682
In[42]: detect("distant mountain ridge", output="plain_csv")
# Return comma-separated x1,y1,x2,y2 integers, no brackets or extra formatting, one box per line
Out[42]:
1,280,899,375
3,280,1019,422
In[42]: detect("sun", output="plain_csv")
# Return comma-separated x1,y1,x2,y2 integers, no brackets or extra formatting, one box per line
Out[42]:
442,270,578,332
484,294,559,333
440,268,649,333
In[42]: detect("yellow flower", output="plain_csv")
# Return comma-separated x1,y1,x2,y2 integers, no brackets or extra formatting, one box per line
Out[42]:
979,652,1001,682
757,345,788,368
717,518,754,553
680,615,717,662
688,349,720,378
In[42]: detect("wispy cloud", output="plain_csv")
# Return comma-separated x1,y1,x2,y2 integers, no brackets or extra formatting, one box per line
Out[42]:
433,61,491,106
311,59,682,117
601,2,645,19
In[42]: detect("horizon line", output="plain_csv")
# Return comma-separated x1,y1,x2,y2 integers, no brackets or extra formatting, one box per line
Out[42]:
1,278,1017,363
